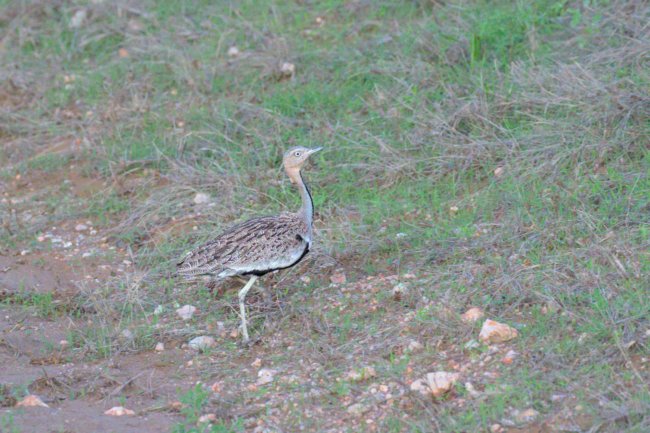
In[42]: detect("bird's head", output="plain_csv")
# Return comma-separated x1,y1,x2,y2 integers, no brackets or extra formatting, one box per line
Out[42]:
283,146,322,183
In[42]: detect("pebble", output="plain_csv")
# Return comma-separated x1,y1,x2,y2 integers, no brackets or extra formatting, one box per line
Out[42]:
193,192,211,204
188,336,215,351
406,340,424,353
155,342,165,352
75,223,88,231
347,403,369,416
176,305,197,321
514,408,540,424
198,413,217,423
461,307,485,323
479,319,518,343
15,395,49,408
280,62,295,76
256,368,276,386
104,406,135,416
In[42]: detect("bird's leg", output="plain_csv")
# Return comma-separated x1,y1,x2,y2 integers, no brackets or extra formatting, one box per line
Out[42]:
238,275,258,344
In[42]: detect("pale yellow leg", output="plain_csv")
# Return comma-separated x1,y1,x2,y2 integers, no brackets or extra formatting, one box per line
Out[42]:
238,275,258,343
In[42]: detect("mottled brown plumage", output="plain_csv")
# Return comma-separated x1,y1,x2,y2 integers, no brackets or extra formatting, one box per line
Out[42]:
177,146,321,343
177,214,310,278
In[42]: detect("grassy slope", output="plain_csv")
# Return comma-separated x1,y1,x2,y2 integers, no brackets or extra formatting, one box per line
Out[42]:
1,0,649,432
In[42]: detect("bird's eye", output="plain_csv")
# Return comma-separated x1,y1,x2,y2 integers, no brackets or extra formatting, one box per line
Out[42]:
294,151,301,157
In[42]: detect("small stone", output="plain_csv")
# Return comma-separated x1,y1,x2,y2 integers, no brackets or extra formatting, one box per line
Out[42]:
411,372,460,398
406,340,423,353
514,408,539,424
479,319,518,344
198,413,217,423
118,48,129,58
346,366,376,382
59,340,69,349
188,336,215,351
391,283,408,300
426,371,460,397
37,235,46,242
280,62,295,76
501,350,518,364
449,205,459,214
155,342,165,352
227,46,240,57
494,166,505,178
176,305,197,321
251,358,262,368
461,307,484,323
257,368,276,386
347,403,368,416
20,250,30,256
104,406,135,416
465,382,480,398
210,382,222,393
15,395,49,408
410,379,429,396
464,339,481,350
490,424,504,433
193,192,210,205
75,223,88,231
169,401,185,411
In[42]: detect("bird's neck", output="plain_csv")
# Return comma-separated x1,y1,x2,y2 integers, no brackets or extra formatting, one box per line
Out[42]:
296,171,314,230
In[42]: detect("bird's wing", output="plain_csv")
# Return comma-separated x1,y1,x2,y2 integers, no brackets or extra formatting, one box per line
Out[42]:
177,214,308,277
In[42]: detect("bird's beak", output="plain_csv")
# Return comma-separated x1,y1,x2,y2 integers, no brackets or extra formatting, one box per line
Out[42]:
307,147,323,155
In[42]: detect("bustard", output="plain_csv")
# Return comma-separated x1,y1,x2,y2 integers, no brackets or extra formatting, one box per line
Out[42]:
177,147,322,343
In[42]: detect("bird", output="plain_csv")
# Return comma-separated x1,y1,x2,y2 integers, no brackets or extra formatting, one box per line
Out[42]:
177,146,322,343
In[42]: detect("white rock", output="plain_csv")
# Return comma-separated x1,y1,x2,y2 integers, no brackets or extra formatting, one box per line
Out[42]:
104,406,135,416
193,193,210,205
198,413,217,423
425,371,460,397
406,340,423,353
465,381,481,398
346,366,376,381
155,342,165,352
176,305,197,321
256,368,276,385
346,403,368,416
188,336,215,351
479,319,518,343
69,9,87,29
75,223,88,231
392,283,409,297
410,379,429,396
514,408,539,424
227,46,240,57
280,62,295,76
461,307,485,323
15,395,48,408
